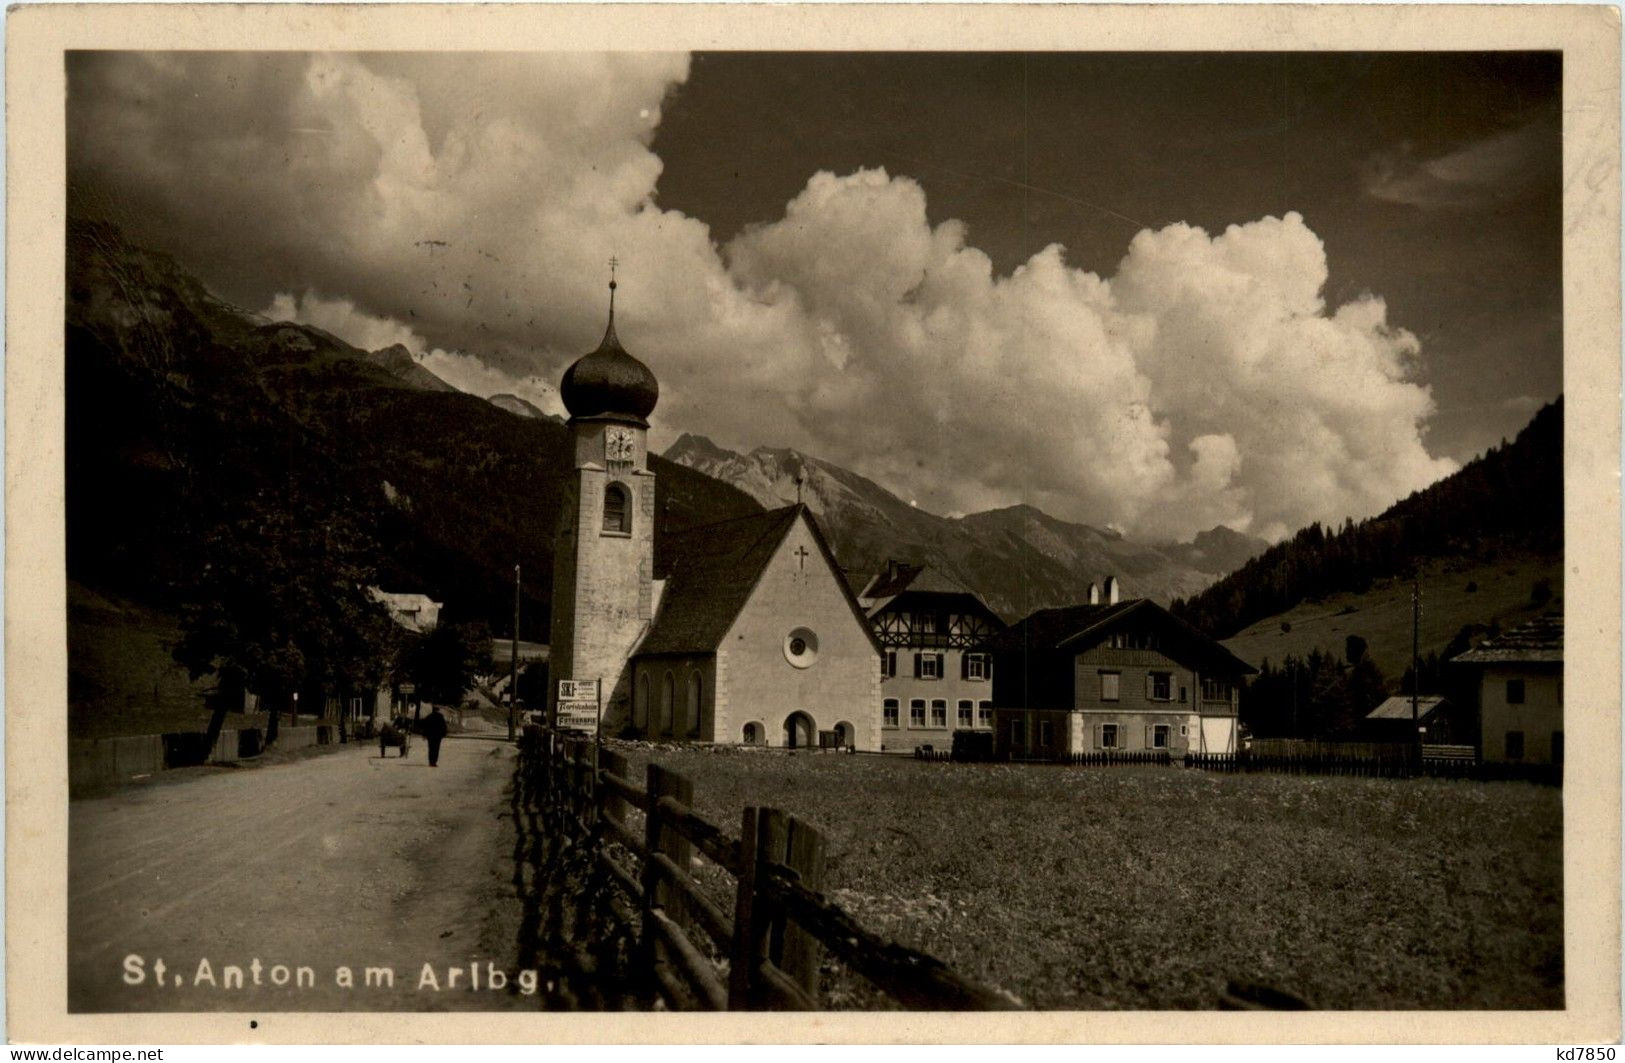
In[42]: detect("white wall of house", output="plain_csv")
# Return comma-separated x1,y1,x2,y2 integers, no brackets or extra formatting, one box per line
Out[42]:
1479,664,1562,764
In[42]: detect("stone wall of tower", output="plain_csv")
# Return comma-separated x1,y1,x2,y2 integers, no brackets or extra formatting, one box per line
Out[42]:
549,420,655,728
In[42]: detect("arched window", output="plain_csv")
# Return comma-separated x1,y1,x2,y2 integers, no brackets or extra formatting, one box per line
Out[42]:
660,671,675,735
603,482,631,534
742,722,763,746
634,673,649,730
687,672,703,737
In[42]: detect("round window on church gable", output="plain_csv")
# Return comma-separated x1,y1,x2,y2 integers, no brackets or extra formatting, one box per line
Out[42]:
783,627,819,669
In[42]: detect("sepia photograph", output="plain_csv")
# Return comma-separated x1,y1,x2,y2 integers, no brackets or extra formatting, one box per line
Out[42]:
7,2,1620,1046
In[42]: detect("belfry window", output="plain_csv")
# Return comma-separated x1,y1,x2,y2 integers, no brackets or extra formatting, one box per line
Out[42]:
603,482,631,535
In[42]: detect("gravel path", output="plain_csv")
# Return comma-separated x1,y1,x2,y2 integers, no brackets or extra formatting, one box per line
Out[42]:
69,725,537,1013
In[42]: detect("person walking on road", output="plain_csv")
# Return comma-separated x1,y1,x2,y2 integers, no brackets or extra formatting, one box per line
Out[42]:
421,705,450,767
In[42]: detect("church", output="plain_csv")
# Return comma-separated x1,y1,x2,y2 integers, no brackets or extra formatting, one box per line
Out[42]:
546,281,882,750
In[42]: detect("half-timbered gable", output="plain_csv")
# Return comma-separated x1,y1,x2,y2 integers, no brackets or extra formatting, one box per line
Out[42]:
858,561,1006,753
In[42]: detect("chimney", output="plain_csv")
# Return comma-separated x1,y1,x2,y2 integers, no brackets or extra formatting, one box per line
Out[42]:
1087,582,1100,605
1106,576,1121,605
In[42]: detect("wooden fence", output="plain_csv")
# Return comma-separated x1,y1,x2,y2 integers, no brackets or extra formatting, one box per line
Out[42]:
905,738,1555,784
1185,750,1558,783
521,731,1018,1011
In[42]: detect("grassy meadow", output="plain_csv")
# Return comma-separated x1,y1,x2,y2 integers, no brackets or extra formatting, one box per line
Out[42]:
621,747,1562,1010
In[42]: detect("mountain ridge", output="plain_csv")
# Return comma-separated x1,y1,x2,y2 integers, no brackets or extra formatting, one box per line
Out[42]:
65,218,763,648
663,433,1268,618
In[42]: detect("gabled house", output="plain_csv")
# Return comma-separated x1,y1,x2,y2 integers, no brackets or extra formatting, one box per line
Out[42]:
1452,614,1563,765
628,505,882,750
990,597,1256,759
856,560,1005,753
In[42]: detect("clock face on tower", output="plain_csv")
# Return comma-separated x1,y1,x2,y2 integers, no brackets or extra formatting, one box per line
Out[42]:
605,427,636,463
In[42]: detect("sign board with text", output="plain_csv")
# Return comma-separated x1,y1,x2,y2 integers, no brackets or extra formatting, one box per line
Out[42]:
556,678,601,733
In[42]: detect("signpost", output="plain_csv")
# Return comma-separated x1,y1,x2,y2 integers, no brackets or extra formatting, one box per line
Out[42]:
556,678,602,739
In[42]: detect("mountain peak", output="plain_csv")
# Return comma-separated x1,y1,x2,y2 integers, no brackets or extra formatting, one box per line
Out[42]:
364,344,457,393
665,433,737,464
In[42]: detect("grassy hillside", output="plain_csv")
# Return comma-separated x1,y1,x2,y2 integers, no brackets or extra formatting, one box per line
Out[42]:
68,582,271,739
1222,551,1562,678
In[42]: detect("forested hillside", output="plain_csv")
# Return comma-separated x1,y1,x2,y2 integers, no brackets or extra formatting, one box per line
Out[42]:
66,219,761,727
1172,399,1561,639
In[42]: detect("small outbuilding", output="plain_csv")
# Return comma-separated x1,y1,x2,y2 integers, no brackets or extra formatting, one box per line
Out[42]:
1364,695,1459,744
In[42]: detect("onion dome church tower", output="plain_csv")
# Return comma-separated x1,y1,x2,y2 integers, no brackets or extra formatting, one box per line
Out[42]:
548,271,659,725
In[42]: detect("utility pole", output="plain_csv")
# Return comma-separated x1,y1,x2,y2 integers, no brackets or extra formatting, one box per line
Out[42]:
1411,577,1422,769
509,563,520,742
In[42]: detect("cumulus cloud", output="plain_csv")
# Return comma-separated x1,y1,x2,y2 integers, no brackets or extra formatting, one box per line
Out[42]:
69,51,1456,542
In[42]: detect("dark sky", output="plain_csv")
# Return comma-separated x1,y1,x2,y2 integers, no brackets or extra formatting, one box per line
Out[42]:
653,52,1562,463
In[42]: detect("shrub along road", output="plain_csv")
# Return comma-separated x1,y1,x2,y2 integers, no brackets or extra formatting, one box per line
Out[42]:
69,724,534,1012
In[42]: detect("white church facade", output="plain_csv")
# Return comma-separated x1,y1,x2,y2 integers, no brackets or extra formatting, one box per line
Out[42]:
547,282,882,750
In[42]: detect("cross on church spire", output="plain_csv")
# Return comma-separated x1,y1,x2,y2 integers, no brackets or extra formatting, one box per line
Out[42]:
607,256,619,315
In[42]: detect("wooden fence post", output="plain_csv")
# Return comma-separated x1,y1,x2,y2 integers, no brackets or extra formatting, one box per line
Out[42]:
640,764,695,1003
599,748,629,825
728,806,763,1009
777,815,827,998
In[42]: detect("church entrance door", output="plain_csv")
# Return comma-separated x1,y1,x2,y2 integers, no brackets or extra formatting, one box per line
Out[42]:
783,712,815,749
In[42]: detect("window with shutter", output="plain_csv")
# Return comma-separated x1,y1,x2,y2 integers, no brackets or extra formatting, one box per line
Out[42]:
913,653,922,678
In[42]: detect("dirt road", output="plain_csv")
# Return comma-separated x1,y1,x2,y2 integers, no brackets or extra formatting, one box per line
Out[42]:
69,726,538,1013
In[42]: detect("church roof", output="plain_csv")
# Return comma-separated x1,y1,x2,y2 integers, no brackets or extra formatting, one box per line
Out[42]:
559,281,658,426
638,504,880,657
